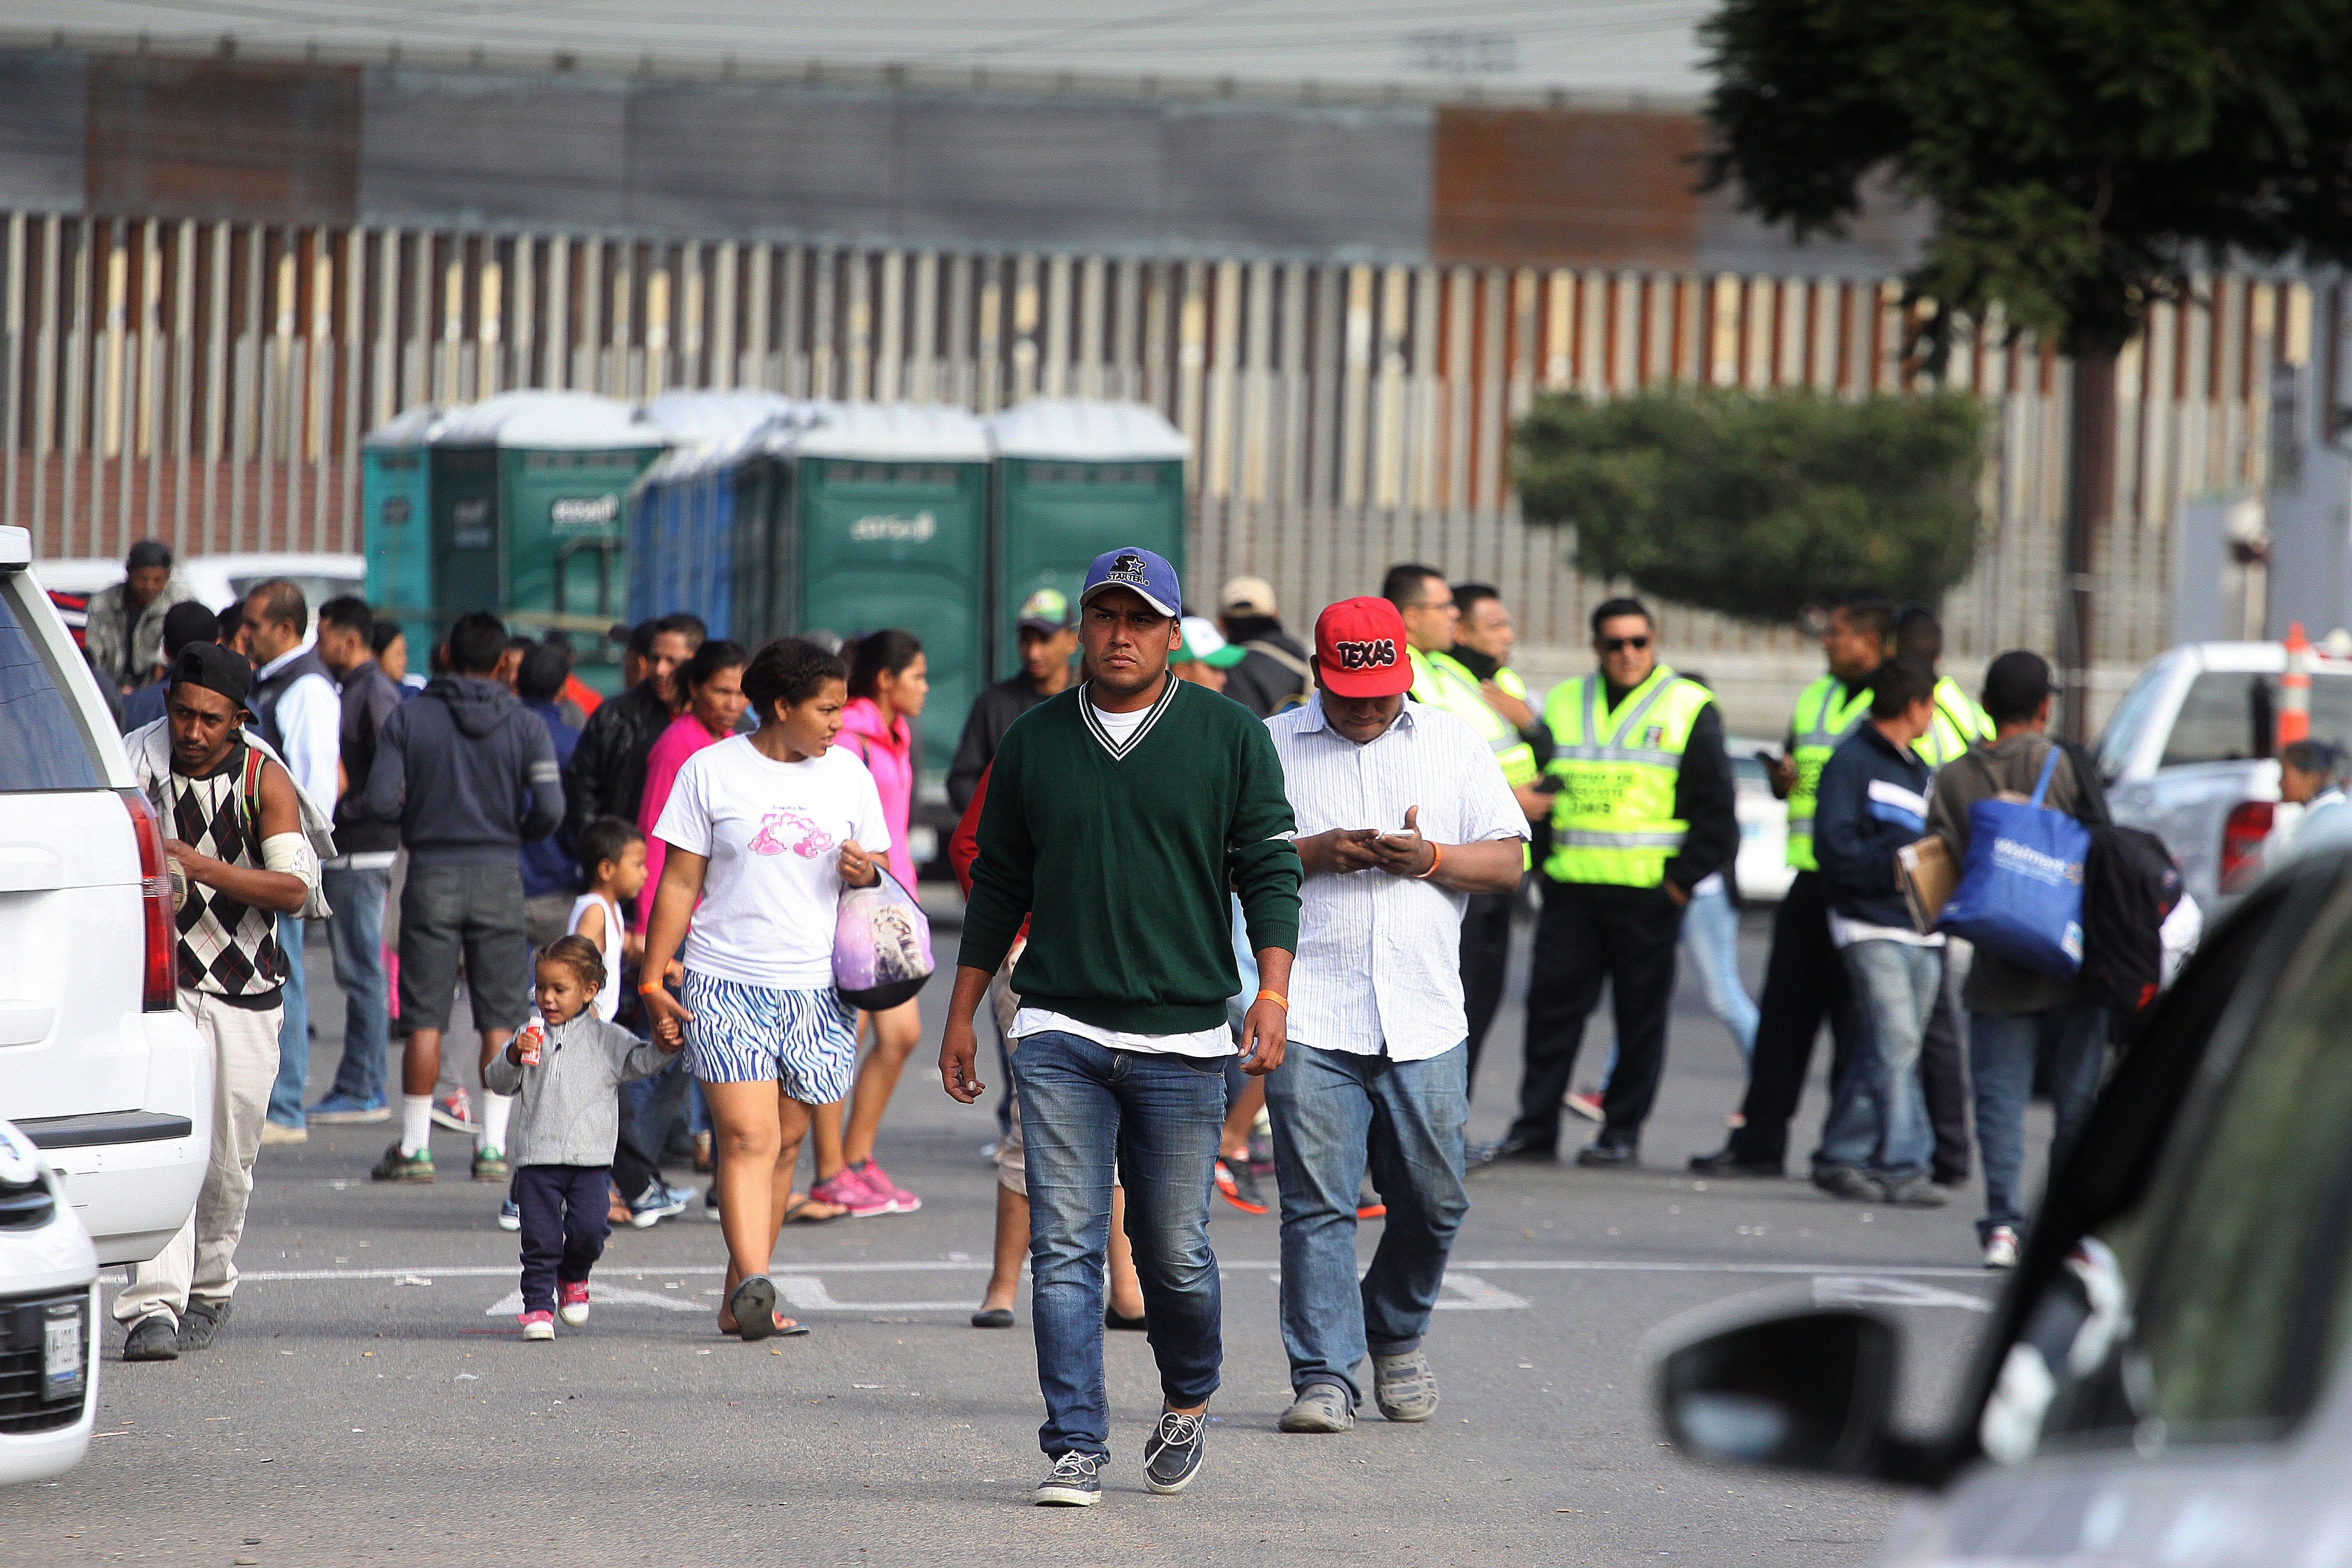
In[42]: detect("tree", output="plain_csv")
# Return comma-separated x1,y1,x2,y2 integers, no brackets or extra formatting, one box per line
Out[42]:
1703,0,2352,732
1516,386,1987,625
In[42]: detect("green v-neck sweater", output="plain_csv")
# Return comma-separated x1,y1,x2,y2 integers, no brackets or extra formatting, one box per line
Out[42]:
958,676,1302,1034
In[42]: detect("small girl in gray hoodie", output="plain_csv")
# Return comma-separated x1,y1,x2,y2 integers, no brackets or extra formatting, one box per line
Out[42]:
484,935,678,1340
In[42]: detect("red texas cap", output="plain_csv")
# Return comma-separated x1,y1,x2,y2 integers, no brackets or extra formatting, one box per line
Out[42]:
1314,596,1414,699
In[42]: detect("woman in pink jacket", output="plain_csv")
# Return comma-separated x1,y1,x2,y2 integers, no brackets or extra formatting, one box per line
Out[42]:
809,630,931,1218
633,639,751,930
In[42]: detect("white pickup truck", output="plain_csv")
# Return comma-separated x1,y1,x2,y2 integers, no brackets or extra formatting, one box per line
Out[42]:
2096,639,2352,909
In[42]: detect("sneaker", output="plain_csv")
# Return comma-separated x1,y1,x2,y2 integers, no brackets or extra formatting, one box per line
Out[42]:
1214,1159,1269,1215
557,1281,591,1326
519,1310,555,1342
1983,1224,2021,1271
809,1168,896,1220
704,1185,724,1222
1034,1451,1102,1507
308,1095,390,1125
122,1314,179,1362
1876,1175,1949,1208
1574,1140,1638,1168
1564,1087,1605,1122
1246,1121,1274,1176
1467,1134,1553,1169
370,1142,434,1183
848,1159,921,1215
472,1146,509,1183
258,1120,307,1146
1688,1145,1783,1178
1356,1177,1386,1222
497,1197,521,1232
1813,1166,1878,1202
176,1297,231,1352
1372,1348,1440,1422
628,1182,690,1228
1277,1383,1356,1433
1142,1410,1207,1495
431,1085,475,1132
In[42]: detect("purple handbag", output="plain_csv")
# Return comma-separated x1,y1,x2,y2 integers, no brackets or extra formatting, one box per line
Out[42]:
833,869,935,1011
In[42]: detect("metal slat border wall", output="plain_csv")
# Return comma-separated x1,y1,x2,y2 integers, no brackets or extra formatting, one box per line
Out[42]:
0,205,2305,670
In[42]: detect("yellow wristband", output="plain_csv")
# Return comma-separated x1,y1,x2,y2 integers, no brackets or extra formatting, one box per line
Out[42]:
1256,989,1288,1009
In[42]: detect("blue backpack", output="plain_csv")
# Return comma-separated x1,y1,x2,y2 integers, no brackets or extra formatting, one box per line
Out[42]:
1937,748,2092,976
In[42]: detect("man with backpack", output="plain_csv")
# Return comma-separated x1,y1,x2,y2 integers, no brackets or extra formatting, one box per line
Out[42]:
1925,651,2106,1271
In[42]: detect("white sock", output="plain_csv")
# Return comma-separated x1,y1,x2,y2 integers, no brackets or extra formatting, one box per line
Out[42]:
480,1092,514,1153
400,1095,433,1156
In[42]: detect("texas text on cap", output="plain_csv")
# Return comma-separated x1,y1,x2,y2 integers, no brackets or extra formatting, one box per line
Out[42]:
1313,596,1413,699
1079,547,1181,619
1016,587,1073,633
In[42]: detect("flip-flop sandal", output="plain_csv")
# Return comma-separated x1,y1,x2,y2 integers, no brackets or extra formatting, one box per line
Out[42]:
782,1197,843,1225
729,1275,779,1341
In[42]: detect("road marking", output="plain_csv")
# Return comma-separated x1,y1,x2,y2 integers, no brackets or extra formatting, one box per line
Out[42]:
485,1284,710,1316
1431,1273,1530,1311
1811,1274,1993,1313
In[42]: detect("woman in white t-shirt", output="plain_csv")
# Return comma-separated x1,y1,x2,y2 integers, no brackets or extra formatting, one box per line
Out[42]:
639,637,891,1341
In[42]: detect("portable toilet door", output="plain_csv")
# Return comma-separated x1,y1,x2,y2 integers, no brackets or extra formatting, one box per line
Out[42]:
986,399,1189,679
634,391,817,640
435,391,667,695
359,404,443,663
782,404,990,766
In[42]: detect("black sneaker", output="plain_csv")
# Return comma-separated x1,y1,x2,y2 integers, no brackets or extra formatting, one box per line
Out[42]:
1467,1135,1554,1169
1574,1139,1638,1169
1143,1410,1207,1495
1813,1166,1878,1202
122,1314,178,1362
1034,1451,1103,1507
1875,1175,1950,1208
177,1297,232,1352
1688,1145,1784,1177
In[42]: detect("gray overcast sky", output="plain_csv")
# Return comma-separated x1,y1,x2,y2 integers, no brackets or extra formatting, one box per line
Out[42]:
5,0,1714,97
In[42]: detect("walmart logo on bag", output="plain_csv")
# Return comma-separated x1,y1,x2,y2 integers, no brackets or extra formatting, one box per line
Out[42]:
1991,836,2083,887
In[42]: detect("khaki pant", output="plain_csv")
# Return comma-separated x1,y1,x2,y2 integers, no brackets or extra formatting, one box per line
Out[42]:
113,990,281,1327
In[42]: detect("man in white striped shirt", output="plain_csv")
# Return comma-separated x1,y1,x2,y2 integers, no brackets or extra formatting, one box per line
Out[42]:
1262,596,1529,1435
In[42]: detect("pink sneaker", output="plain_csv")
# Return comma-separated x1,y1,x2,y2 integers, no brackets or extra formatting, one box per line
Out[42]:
849,1158,921,1215
519,1310,554,1342
810,1168,897,1219
558,1280,590,1326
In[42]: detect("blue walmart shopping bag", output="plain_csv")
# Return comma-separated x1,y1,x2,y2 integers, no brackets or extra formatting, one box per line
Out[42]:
1937,749,2091,976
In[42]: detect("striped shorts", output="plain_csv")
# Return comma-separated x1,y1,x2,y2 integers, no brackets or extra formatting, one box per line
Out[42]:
680,970,859,1104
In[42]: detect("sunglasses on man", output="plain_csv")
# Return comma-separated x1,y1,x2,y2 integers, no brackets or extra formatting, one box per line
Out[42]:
1597,635,1650,653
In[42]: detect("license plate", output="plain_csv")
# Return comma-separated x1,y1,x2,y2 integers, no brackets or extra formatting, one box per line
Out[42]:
44,1308,82,1398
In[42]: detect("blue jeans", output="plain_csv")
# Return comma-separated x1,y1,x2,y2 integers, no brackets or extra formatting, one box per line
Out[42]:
1683,881,1758,1061
1265,1041,1469,1404
267,914,309,1128
1969,1006,2107,1242
1816,940,1940,1182
1015,1030,1227,1461
318,865,392,1109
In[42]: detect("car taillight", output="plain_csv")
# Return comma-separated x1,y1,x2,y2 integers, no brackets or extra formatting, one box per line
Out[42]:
2220,799,2276,889
121,791,177,1011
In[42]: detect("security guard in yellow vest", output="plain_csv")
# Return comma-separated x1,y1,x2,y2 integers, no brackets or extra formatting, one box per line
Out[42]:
1473,596,1738,1168
1692,594,1891,1178
1445,584,1555,1088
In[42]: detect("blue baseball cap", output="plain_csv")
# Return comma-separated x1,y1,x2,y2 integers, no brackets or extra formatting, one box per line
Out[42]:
1079,547,1181,619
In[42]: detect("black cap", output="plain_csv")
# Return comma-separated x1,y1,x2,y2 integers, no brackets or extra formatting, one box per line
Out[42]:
1981,650,2058,725
167,641,253,711
160,600,218,660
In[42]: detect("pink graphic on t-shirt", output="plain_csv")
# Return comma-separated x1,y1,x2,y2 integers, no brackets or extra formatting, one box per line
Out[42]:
747,807,837,859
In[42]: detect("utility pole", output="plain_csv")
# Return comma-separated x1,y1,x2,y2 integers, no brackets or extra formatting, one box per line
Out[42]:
2059,349,2117,743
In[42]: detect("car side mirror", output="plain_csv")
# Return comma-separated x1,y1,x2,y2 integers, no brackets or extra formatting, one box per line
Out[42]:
1653,1302,1936,1483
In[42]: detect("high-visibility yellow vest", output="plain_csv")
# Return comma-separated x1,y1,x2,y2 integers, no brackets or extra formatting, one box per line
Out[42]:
1785,674,1874,872
1540,665,1713,887
1914,675,1994,768
1409,647,1540,788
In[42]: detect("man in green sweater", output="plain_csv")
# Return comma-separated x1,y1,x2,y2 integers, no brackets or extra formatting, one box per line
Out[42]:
940,545,1302,1509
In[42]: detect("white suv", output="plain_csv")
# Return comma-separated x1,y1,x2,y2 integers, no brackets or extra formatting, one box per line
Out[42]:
0,526,209,1264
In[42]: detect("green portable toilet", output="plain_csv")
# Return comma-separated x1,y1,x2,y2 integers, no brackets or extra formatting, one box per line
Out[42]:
986,399,1189,678
781,403,990,768
429,391,667,694
360,404,445,665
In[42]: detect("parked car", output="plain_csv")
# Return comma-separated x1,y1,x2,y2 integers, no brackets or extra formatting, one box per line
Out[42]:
0,1119,98,1485
0,527,210,1265
2094,639,2352,910
1650,839,2352,1565
1729,736,1794,902
38,551,365,649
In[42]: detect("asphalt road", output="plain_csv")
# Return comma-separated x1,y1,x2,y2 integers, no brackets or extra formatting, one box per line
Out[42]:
5,905,2036,1568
